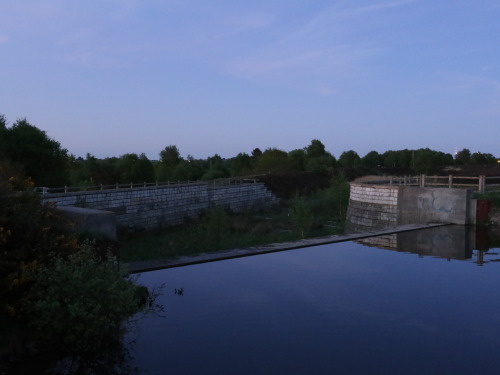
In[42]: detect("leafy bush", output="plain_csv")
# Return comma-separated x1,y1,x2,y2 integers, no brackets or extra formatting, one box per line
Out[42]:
25,241,144,357
0,165,78,315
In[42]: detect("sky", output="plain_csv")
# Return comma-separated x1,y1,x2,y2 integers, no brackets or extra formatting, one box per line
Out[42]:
1,0,499,160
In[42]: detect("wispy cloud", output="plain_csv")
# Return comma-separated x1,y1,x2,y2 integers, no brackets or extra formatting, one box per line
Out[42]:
0,35,7,44
225,1,404,91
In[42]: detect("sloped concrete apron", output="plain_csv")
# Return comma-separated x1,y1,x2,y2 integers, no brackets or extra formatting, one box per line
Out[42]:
126,223,448,273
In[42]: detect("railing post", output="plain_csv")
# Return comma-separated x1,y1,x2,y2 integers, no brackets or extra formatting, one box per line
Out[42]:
64,185,68,193
448,175,453,188
420,174,426,187
389,176,393,185
100,184,103,190
479,175,485,193
116,183,119,189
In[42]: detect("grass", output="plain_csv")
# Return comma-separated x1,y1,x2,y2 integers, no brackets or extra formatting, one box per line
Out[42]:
475,191,500,208
119,179,350,263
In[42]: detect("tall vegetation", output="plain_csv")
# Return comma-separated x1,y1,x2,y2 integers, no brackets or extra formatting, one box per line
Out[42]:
1,114,498,189
0,163,154,373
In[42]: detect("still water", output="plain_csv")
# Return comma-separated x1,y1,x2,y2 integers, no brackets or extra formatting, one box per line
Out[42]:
128,226,500,375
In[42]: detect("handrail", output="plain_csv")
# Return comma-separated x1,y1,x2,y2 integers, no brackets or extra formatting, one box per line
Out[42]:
35,176,260,195
361,175,500,193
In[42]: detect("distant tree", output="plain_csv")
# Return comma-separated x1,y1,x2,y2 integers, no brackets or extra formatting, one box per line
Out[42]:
361,151,382,168
251,148,262,158
254,148,291,174
304,139,336,174
231,152,253,176
471,151,497,165
288,149,306,171
159,145,181,167
0,117,69,187
115,153,139,183
130,153,155,182
455,148,471,165
95,157,120,185
305,139,326,158
382,149,412,168
413,148,453,174
338,150,361,168
202,154,230,180
0,115,7,152
157,145,183,181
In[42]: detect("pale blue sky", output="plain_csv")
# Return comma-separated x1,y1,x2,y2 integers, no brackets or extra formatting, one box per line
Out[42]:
1,0,499,160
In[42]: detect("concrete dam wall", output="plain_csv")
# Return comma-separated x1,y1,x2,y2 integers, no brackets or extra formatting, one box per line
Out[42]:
41,182,278,234
346,183,475,233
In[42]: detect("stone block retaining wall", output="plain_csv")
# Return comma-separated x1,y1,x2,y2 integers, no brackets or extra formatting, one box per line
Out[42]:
346,184,399,232
41,182,278,230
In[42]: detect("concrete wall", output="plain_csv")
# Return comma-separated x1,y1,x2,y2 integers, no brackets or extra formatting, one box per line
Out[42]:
41,182,278,231
346,183,475,233
398,186,473,225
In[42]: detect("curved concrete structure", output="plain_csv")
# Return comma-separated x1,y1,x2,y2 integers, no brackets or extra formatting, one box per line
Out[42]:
346,183,475,233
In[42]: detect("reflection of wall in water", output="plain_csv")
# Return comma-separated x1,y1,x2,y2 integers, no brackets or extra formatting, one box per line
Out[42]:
358,226,475,260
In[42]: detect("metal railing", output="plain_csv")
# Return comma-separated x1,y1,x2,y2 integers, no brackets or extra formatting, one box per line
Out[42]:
364,175,500,193
35,176,259,195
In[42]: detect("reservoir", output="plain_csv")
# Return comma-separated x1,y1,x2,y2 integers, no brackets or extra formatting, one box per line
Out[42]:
127,225,500,374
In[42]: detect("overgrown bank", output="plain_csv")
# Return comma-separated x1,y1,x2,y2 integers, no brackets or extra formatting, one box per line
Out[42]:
119,173,350,263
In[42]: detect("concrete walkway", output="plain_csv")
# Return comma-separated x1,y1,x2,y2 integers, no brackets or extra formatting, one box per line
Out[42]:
126,223,449,273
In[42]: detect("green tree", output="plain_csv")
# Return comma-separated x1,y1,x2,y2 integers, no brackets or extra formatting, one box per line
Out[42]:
471,151,497,165
338,150,361,168
382,149,413,168
131,153,155,182
255,148,291,174
306,139,327,158
159,145,181,167
455,148,471,165
304,139,337,174
157,145,183,181
413,148,453,174
202,154,230,180
0,117,69,187
361,151,382,168
231,152,253,176
288,149,307,171
115,153,139,183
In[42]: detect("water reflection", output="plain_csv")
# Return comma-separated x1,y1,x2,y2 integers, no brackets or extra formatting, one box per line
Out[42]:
128,225,500,375
357,225,500,265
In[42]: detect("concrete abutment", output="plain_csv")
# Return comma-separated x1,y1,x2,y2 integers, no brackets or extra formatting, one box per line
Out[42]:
346,183,476,233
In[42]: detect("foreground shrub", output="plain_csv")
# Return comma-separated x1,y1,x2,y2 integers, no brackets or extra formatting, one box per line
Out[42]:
25,242,145,358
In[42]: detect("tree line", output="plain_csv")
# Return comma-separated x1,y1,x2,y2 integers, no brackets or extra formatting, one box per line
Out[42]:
1,115,498,188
